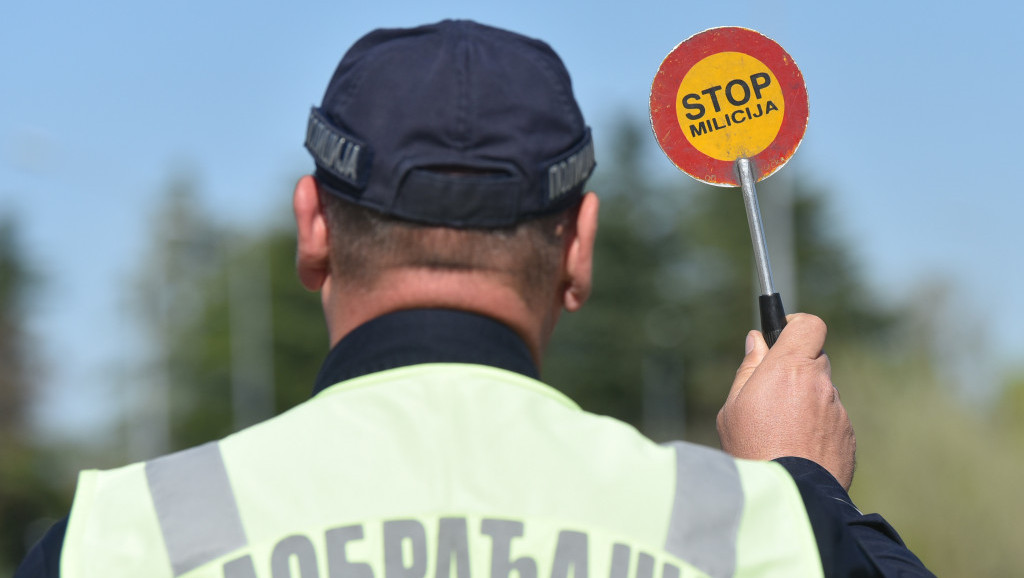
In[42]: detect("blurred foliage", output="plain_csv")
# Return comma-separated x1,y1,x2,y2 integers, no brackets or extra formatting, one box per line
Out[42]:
159,226,327,449
0,216,36,435
131,175,325,451
840,347,1024,574
6,114,1024,575
996,369,1024,446
0,216,68,574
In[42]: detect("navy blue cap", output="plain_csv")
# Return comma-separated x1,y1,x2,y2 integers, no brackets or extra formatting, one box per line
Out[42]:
305,20,595,228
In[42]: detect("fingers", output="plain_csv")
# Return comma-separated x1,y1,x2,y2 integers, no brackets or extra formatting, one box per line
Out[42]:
771,313,828,361
728,314,827,397
727,330,769,404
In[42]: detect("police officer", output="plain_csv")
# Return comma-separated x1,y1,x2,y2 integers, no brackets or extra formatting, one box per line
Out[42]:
17,20,933,578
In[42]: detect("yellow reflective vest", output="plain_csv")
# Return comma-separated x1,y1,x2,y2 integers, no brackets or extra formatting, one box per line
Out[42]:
61,363,824,578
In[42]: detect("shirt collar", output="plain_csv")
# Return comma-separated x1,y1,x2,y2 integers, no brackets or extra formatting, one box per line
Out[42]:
312,308,540,396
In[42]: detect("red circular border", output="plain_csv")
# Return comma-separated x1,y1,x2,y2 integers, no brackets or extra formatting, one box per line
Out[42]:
650,27,808,186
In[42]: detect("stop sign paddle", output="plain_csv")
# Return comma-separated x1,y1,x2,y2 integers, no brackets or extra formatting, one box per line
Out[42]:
650,27,808,346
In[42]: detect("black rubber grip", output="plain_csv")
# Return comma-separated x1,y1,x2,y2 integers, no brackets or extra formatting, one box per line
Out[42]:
759,292,787,348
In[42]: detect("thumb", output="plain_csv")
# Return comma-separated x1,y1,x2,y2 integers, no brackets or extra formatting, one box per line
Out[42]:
726,330,769,403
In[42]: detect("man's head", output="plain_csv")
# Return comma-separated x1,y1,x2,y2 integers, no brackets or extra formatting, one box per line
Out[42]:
294,20,599,361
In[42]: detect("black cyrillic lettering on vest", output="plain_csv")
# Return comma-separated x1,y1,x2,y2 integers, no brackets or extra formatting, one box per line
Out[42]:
608,544,630,578
384,520,427,578
661,563,680,578
437,518,471,578
326,525,374,578
224,555,259,578
635,553,654,578
481,519,538,578
550,531,588,578
272,535,321,578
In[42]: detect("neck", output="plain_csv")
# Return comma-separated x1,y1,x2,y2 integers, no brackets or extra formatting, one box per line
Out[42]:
323,269,556,368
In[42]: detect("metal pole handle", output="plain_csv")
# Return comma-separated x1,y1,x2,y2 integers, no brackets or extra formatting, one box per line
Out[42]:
736,158,787,347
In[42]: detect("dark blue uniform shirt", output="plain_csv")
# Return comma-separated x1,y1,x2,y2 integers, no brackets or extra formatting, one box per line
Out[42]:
16,309,934,577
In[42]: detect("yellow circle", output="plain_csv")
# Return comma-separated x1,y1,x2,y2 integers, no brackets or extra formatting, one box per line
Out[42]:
675,52,785,161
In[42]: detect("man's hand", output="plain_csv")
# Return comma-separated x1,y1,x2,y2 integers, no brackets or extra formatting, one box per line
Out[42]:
717,313,856,490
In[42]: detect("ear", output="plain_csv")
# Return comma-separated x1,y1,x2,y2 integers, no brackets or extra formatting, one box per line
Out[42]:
293,175,331,291
562,192,599,312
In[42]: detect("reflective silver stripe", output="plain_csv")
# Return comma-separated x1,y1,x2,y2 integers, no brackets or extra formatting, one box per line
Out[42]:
145,441,248,576
663,441,743,578
223,555,258,578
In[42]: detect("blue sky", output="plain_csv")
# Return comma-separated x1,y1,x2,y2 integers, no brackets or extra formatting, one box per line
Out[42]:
3,0,1023,438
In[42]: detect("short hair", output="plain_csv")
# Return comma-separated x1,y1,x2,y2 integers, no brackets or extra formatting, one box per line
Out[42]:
318,187,578,305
